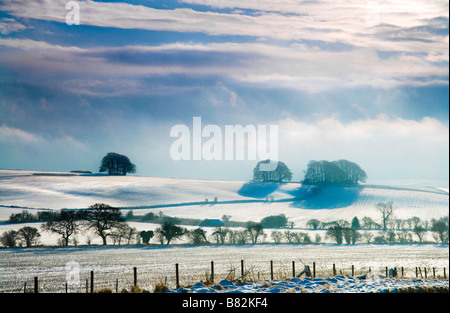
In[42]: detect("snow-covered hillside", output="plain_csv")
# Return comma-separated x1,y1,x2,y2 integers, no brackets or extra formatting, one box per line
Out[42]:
0,169,448,227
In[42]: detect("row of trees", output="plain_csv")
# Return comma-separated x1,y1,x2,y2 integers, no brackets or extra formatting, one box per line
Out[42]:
323,221,449,245
306,202,447,233
252,159,367,185
307,216,444,232
2,202,447,247
2,204,129,247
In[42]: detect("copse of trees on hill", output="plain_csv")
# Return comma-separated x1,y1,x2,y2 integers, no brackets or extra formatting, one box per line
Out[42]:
99,152,136,176
251,159,366,185
253,159,293,182
303,159,367,186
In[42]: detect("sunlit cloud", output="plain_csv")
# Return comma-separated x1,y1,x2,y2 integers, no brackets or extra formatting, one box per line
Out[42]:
0,0,447,180
0,124,43,144
277,116,449,180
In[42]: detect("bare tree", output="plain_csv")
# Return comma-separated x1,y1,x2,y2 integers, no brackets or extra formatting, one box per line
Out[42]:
413,225,426,243
0,230,18,248
221,215,231,225
246,222,264,244
361,232,374,244
234,230,249,244
361,216,378,230
155,221,186,245
82,203,128,245
18,226,41,247
343,227,359,244
212,227,229,245
326,226,343,244
284,230,296,243
187,228,209,245
306,219,321,230
271,230,283,243
42,210,80,246
431,217,449,243
376,202,394,231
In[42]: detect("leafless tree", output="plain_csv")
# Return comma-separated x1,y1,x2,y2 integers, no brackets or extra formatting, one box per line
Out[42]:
42,210,80,246
18,226,41,247
376,201,394,231
82,203,128,245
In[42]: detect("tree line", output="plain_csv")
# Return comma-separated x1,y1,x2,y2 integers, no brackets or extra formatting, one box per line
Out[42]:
2,203,448,247
306,215,449,245
0,208,289,248
2,204,149,248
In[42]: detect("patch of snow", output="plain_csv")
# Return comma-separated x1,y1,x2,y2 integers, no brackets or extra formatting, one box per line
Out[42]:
165,276,449,293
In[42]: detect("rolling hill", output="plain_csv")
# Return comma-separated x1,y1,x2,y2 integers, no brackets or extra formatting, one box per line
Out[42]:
0,169,448,227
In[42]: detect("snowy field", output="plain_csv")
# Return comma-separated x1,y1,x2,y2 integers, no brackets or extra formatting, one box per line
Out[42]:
176,276,449,293
0,170,448,293
0,245,448,293
0,170,448,228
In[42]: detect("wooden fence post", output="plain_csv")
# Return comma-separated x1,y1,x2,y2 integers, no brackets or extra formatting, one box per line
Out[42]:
211,261,214,283
34,277,38,294
333,264,336,276
134,267,137,287
270,261,274,281
444,267,447,279
351,265,354,277
313,262,316,278
23,282,27,293
175,263,180,289
90,271,94,293
241,260,244,276
292,261,295,278
424,267,427,279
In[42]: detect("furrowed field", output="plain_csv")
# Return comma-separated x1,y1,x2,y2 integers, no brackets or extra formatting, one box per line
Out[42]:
0,244,448,293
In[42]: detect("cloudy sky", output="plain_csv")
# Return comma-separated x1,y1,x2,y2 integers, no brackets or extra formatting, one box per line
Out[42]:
0,0,448,184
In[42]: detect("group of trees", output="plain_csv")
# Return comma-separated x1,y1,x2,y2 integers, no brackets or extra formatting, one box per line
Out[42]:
303,159,367,185
0,209,289,247
0,226,41,248
253,160,293,183
7,210,59,224
1,204,131,248
305,214,449,245
99,152,136,176
252,158,367,186
2,201,448,247
140,220,279,246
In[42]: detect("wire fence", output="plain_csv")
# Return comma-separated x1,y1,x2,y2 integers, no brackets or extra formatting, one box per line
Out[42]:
11,260,449,293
